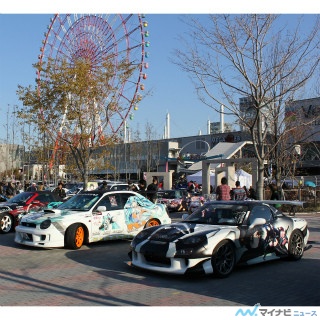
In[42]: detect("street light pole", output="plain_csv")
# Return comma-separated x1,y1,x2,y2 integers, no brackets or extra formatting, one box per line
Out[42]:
6,106,9,179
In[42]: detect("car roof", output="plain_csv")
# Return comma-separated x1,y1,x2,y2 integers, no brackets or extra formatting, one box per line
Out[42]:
80,190,136,195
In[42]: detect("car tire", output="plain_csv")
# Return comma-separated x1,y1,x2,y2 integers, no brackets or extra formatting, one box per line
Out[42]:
145,219,160,228
65,224,85,250
288,230,304,260
0,212,14,234
211,240,235,278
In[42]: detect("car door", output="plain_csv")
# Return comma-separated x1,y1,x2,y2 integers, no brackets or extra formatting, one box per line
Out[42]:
239,205,275,261
92,193,127,237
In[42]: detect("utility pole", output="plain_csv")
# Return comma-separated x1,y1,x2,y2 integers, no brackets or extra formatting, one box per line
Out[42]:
12,105,16,180
6,106,9,180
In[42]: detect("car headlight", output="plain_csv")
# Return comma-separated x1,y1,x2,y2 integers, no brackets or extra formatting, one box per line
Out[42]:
179,235,207,245
40,219,51,229
175,234,208,257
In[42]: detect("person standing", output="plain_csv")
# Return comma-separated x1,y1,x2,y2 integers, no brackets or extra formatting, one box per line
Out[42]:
269,183,281,208
99,181,108,191
248,186,257,199
6,182,16,198
0,182,4,196
27,182,38,192
215,177,231,201
128,180,138,191
37,182,44,191
137,179,147,197
231,180,247,200
147,177,158,203
53,182,66,200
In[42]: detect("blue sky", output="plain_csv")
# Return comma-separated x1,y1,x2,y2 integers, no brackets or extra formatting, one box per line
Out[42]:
0,2,319,145
0,14,214,144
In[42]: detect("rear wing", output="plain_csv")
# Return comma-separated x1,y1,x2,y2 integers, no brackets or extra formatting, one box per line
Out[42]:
260,200,304,207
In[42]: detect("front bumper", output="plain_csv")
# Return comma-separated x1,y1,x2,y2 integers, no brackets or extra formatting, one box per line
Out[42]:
130,249,213,275
15,225,65,248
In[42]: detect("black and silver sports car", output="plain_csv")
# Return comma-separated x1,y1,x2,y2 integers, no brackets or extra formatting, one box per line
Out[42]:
129,200,310,277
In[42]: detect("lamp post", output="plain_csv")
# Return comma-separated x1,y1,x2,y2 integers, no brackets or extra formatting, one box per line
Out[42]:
293,145,301,200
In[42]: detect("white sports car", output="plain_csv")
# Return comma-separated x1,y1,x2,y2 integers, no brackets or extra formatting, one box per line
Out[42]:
129,200,309,277
15,190,171,249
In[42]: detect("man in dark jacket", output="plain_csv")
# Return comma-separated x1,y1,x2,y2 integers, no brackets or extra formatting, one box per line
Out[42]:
53,182,66,200
147,177,158,203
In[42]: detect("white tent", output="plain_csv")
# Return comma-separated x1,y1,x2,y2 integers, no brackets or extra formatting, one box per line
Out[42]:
187,169,252,189
187,170,216,186
234,169,252,189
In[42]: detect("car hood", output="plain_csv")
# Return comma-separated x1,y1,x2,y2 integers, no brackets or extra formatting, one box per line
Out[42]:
20,208,88,224
148,222,226,242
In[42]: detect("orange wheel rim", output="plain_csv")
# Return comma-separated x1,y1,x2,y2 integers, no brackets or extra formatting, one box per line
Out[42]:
148,220,159,227
75,226,84,247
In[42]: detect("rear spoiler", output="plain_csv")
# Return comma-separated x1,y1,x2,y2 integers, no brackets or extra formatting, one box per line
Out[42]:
260,200,304,206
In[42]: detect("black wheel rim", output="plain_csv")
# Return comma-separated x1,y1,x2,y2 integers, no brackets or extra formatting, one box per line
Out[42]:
291,233,304,256
215,244,234,275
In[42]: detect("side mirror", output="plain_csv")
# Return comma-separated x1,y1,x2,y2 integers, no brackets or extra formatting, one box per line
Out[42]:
249,217,266,229
32,200,41,204
96,206,107,212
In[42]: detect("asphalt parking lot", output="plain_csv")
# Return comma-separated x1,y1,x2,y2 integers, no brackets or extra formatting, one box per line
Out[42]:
0,212,319,308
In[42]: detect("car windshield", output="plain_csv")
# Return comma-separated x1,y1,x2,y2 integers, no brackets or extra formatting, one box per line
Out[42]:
58,193,102,211
184,203,249,225
6,192,34,204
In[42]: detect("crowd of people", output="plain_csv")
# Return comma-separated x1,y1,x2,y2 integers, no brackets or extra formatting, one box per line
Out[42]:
215,177,256,201
0,180,68,201
0,175,258,207
0,181,24,199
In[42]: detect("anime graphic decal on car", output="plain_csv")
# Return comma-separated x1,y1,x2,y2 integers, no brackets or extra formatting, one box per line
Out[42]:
242,222,289,258
124,196,155,232
98,213,120,232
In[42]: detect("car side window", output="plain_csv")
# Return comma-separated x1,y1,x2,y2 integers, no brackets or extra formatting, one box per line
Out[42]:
120,193,136,206
248,206,273,225
97,197,112,211
98,194,122,211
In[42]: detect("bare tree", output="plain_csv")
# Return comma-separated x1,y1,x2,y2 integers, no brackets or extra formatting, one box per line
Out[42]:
173,14,320,199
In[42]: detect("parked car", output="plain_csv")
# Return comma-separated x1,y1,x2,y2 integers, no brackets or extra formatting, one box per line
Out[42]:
105,183,130,191
157,189,188,212
15,190,171,249
188,194,205,213
0,191,62,234
129,200,309,278
0,194,9,202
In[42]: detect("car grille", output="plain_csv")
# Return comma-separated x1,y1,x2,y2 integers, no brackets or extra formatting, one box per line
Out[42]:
144,254,171,266
21,222,37,228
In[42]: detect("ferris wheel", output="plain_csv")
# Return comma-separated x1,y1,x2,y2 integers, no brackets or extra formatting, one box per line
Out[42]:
37,14,149,162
